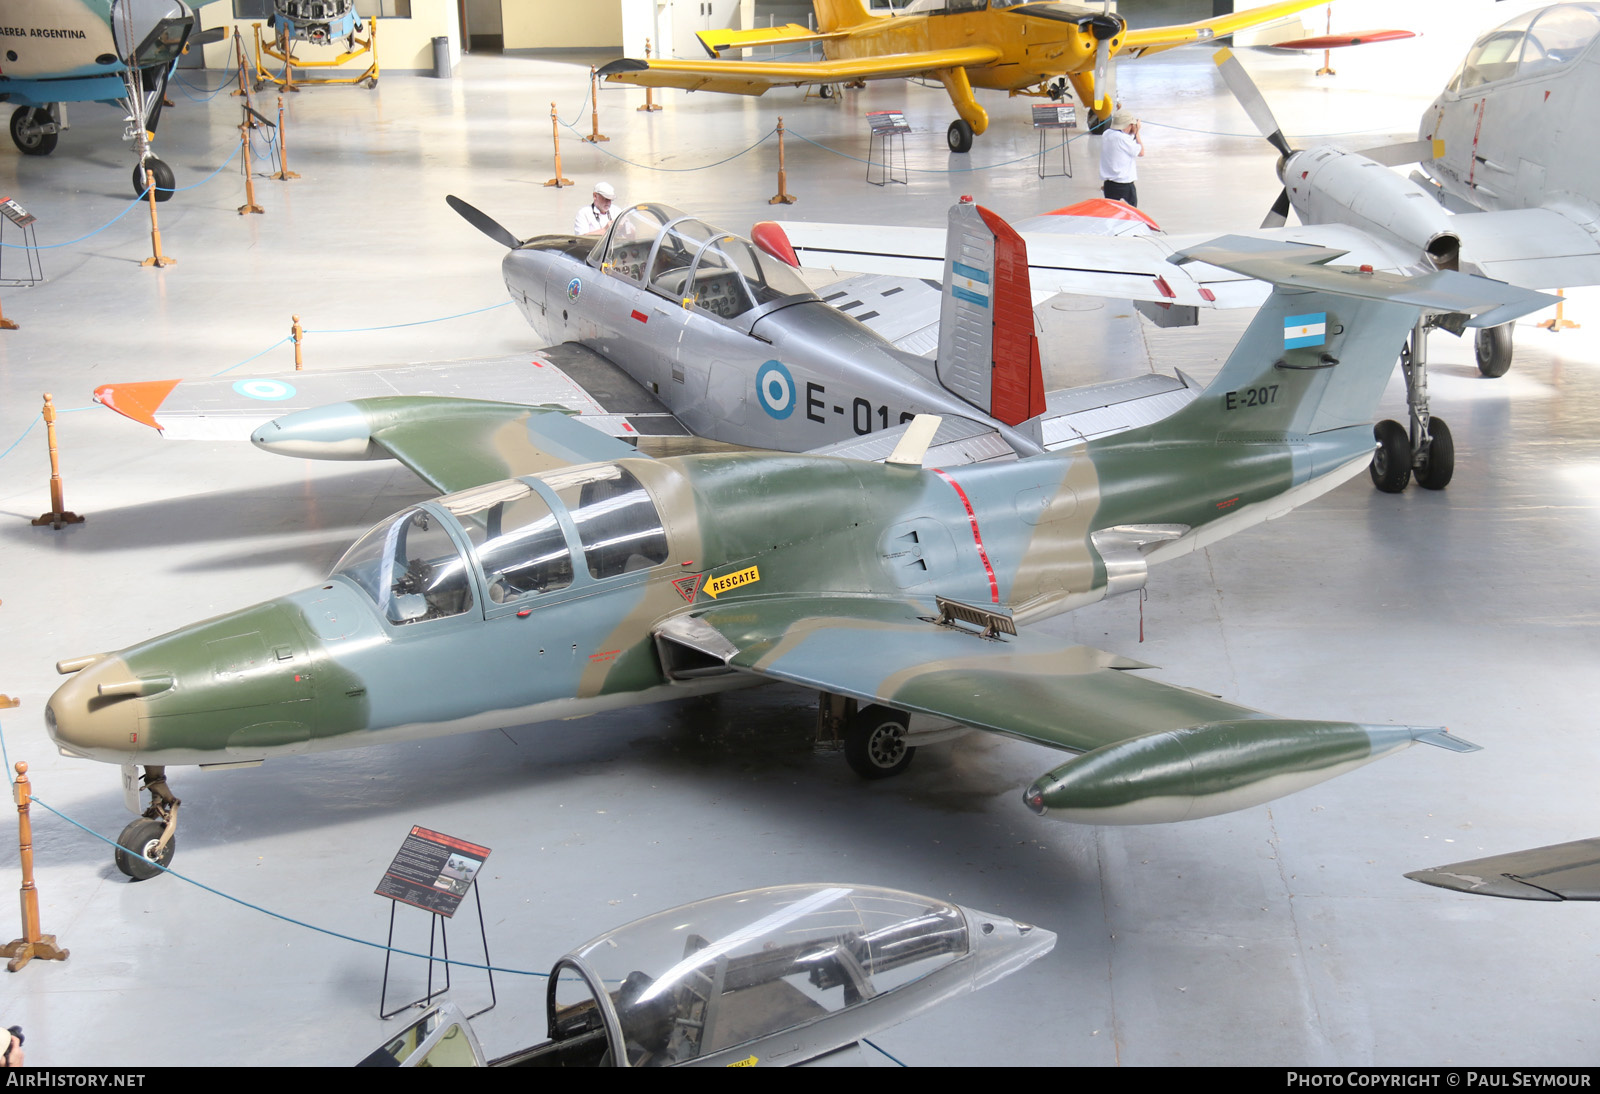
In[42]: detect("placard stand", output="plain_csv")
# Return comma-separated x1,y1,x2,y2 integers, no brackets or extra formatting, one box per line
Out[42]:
866,110,910,186
374,825,496,1020
377,884,496,1020
1032,104,1076,179
0,198,43,286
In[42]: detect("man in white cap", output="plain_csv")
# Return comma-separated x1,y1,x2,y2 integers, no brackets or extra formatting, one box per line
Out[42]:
574,180,618,235
1098,112,1145,207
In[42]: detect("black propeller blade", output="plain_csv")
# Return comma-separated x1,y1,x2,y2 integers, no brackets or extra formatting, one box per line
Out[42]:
446,195,520,250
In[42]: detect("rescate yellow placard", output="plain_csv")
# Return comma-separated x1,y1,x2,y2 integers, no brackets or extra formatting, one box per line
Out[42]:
704,565,760,599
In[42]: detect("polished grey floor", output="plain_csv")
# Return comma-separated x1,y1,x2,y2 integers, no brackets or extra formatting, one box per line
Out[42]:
1,15,1597,1068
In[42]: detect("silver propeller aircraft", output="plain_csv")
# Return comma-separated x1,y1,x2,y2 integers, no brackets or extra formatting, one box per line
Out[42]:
1,0,223,200
95,197,1209,466
45,215,1551,880
767,5,1600,493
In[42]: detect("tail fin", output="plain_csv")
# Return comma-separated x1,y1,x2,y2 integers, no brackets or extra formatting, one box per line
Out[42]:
812,0,876,33
1145,236,1553,447
936,201,1047,429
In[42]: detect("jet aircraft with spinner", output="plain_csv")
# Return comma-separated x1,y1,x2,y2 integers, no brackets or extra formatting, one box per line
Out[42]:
45,205,1551,879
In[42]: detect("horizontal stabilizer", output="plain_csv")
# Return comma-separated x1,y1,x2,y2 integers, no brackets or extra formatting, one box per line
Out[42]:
1174,235,1560,326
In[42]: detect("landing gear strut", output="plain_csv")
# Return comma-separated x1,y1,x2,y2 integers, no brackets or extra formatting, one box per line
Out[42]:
1372,316,1454,493
114,766,180,881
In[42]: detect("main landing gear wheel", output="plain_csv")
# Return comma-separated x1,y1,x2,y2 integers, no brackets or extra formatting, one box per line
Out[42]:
844,704,916,779
1370,419,1412,494
1413,417,1455,491
10,107,58,156
947,119,974,154
114,818,175,881
1087,111,1112,135
133,157,175,203
1475,322,1513,378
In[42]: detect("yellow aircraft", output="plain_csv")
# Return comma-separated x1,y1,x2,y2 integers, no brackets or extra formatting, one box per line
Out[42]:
600,0,1332,152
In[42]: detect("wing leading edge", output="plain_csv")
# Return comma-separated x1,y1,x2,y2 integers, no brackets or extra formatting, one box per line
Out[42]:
654,596,1474,825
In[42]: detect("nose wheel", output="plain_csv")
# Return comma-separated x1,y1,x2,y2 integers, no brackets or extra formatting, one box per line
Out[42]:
114,766,180,881
1372,316,1456,493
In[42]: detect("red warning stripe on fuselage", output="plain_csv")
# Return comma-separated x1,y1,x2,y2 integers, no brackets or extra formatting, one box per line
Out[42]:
932,468,999,605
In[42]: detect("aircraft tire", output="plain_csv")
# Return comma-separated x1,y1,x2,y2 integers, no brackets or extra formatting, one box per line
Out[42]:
1087,111,1111,135
947,119,974,154
133,158,176,204
10,107,58,156
1413,417,1454,490
1475,322,1513,378
1369,419,1412,493
114,818,175,881
844,705,916,780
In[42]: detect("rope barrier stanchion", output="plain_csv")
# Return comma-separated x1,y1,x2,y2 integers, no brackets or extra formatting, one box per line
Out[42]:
139,174,174,268
637,39,662,112
238,107,265,215
2,762,69,973
292,314,304,370
231,28,250,97
0,289,16,331
270,94,300,181
584,67,609,143
544,102,573,188
1538,288,1581,332
30,394,84,530
769,117,797,205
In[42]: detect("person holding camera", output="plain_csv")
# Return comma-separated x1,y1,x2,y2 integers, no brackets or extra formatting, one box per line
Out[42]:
1099,112,1146,207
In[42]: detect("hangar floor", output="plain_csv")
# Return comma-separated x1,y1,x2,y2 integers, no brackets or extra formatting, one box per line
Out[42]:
1,20,1597,1069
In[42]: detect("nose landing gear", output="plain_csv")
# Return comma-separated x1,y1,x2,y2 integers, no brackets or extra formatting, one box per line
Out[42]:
114,766,180,881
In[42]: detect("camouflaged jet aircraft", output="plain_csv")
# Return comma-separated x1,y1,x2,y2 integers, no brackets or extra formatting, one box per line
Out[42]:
45,227,1551,881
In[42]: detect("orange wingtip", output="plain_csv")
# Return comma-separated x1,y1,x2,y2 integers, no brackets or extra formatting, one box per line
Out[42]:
1042,198,1163,231
94,379,181,431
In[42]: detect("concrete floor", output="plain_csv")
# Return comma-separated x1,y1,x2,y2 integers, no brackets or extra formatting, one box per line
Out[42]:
1,5,1597,1068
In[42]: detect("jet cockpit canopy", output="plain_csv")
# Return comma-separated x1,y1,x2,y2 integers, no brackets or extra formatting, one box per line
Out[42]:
1446,3,1600,93
329,462,670,625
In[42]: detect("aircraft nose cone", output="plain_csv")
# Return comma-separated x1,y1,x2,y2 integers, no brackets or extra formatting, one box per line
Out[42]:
46,656,145,764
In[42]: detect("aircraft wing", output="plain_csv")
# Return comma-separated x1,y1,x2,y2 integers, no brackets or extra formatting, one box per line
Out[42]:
93,345,691,442
766,217,1431,312
1451,208,1600,289
815,272,944,357
1406,838,1600,901
654,596,1471,824
253,397,642,494
599,46,1001,96
696,23,842,57
1121,0,1332,58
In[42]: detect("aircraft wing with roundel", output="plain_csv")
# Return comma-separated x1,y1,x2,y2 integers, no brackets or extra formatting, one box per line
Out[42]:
598,46,1001,96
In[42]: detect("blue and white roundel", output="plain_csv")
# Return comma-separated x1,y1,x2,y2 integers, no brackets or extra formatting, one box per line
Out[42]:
755,360,795,420
232,378,297,401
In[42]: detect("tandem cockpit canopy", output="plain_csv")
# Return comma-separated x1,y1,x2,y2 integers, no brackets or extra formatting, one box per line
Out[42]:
329,463,671,624
592,203,816,323
1446,3,1600,92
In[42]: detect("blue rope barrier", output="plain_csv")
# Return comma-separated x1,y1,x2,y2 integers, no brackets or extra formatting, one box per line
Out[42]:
175,70,239,99
569,125,780,174
789,125,1084,174
305,299,512,335
211,335,294,376
22,788,550,977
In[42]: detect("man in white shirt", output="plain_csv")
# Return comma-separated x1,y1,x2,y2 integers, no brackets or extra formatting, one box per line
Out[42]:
1099,113,1145,207
574,180,618,235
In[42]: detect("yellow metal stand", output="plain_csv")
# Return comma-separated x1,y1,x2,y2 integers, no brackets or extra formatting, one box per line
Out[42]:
1538,289,1581,332
252,19,379,91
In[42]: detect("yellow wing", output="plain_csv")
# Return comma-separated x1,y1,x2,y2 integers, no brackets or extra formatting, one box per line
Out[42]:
1122,0,1331,59
600,47,1002,96
695,23,845,58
